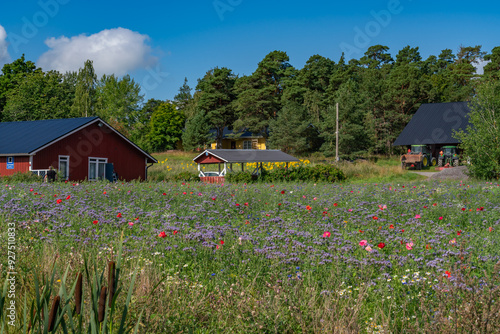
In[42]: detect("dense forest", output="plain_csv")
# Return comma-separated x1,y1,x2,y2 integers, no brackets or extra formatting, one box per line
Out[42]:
1,44,499,157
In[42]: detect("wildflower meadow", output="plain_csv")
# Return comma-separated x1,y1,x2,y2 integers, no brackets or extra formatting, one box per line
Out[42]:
1,179,500,333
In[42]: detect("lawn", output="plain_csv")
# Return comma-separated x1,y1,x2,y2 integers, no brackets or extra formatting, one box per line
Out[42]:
1,178,500,333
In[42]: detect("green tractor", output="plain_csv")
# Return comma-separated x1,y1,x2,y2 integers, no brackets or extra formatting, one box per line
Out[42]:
400,145,436,170
438,146,460,167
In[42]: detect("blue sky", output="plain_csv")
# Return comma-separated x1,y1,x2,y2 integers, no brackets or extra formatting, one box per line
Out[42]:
0,0,498,101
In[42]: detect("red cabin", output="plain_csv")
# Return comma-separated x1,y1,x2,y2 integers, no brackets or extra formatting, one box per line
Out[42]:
0,117,157,181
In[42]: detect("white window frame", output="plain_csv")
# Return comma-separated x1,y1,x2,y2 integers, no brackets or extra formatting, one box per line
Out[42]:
88,157,107,181
58,155,70,180
243,140,252,150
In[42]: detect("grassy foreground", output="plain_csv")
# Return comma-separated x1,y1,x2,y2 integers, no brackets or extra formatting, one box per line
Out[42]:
1,178,500,333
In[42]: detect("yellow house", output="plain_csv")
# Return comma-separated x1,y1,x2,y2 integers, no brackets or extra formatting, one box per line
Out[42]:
210,127,267,150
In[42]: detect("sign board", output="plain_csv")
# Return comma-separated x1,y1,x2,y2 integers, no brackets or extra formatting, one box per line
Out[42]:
6,157,14,170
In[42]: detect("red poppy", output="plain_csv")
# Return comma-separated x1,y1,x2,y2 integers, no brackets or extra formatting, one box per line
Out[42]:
56,199,62,204
457,230,462,236
400,240,404,245
444,270,451,278
306,205,312,210
158,231,166,238
173,230,178,235
92,220,98,225
183,192,187,195
426,244,432,249
477,207,484,211
281,190,285,194
377,242,386,249
244,202,249,206
423,206,427,208
333,203,338,207
162,192,166,196
245,220,250,224
359,229,364,233
461,208,466,211
489,227,493,232
433,203,437,206
401,229,405,233
116,213,122,218
103,191,107,195
235,203,240,207
373,216,378,220
30,188,34,192
322,211,327,215
389,224,394,229
66,195,71,200
220,240,224,245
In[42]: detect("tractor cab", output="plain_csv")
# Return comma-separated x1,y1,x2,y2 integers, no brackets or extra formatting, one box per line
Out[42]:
438,146,460,167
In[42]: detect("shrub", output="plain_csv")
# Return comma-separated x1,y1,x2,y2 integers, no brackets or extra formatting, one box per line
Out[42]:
226,164,345,183
225,171,253,183
171,171,200,182
0,171,42,183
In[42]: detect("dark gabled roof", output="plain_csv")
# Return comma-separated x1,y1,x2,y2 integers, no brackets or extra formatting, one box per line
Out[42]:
0,117,157,163
393,102,471,146
193,149,300,163
0,117,99,155
209,127,265,139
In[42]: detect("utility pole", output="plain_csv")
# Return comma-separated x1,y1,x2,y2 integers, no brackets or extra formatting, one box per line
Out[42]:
335,102,339,162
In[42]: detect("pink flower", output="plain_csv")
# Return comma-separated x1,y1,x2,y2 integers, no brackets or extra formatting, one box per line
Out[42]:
128,222,134,226
365,246,373,252
449,238,456,244
348,209,353,212
359,240,368,247
438,216,443,220
405,242,414,250
322,231,331,238
415,214,421,219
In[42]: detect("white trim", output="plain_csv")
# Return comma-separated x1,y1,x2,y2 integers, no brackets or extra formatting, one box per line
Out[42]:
58,155,70,180
29,155,33,171
28,117,157,163
193,150,228,163
94,119,157,163
88,157,108,181
30,118,99,155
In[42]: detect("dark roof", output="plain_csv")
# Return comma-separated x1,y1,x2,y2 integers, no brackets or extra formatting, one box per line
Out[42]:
0,117,98,155
393,102,471,146
0,117,157,162
194,149,300,163
210,127,265,139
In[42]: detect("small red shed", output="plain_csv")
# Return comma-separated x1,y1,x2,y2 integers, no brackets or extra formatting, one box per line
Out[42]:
193,149,300,183
0,117,157,181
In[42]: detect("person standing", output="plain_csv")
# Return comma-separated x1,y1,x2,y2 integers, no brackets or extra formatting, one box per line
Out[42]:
45,166,57,182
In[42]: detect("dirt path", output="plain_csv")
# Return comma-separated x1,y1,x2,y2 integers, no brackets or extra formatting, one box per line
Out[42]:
409,171,435,178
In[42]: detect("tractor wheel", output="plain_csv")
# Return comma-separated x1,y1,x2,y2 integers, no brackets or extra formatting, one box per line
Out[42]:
431,158,437,166
423,156,428,167
438,158,443,167
453,159,459,167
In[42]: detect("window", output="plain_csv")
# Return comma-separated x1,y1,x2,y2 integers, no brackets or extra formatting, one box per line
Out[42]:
89,157,107,180
59,156,69,180
243,140,252,150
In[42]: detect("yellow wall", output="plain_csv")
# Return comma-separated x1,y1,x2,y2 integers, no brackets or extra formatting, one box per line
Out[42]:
211,138,266,150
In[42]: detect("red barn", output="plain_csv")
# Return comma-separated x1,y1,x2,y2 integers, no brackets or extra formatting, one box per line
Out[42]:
0,117,157,181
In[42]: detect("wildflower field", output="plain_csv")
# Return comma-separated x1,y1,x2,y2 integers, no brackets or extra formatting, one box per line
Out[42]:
1,179,500,333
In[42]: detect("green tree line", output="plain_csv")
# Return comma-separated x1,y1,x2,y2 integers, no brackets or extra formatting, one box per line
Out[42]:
1,45,499,157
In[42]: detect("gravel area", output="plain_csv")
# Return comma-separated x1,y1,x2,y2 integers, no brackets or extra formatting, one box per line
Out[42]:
430,166,469,181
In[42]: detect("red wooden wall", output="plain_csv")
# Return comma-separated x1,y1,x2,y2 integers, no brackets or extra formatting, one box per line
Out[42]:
32,123,149,181
0,156,30,176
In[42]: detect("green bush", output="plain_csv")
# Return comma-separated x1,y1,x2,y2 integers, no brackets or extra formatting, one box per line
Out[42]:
225,171,253,183
226,164,345,183
171,171,200,182
0,171,42,183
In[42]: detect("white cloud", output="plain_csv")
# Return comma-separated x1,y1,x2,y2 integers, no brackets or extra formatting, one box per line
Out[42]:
0,25,10,66
474,59,490,75
38,27,157,76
